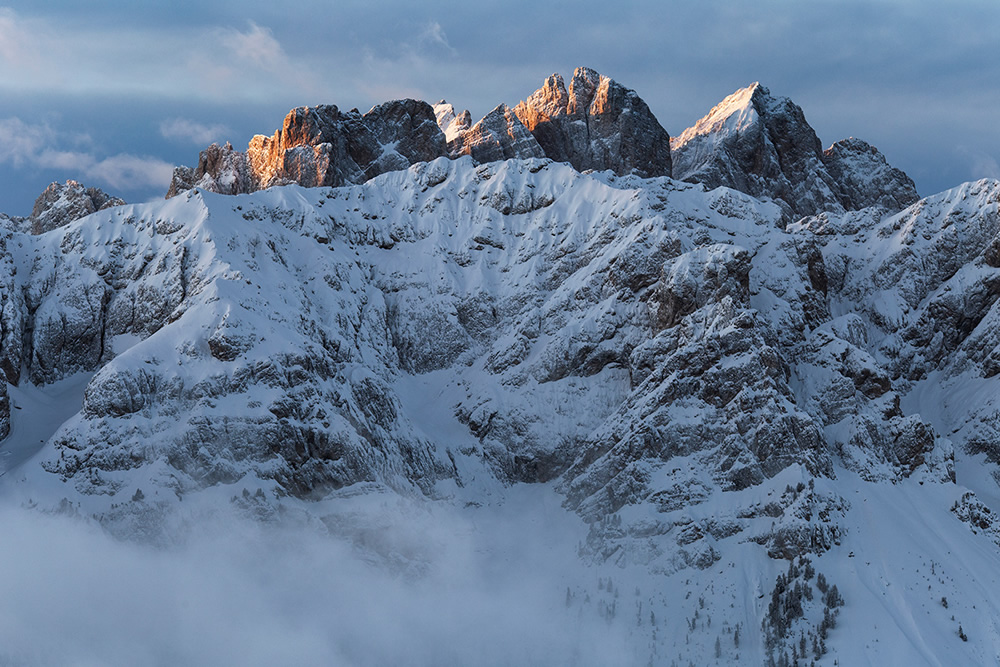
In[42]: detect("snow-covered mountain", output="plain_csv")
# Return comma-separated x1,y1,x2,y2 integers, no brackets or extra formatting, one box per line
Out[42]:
2,69,1000,665
671,83,919,219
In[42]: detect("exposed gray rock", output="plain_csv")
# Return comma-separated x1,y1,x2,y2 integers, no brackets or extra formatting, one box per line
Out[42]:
671,84,916,219
166,142,253,198
823,137,919,212
0,378,8,440
363,98,448,175
168,100,448,198
513,67,672,178
29,180,124,234
447,104,545,163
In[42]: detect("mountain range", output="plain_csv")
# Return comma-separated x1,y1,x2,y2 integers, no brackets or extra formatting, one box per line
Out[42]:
2,67,999,666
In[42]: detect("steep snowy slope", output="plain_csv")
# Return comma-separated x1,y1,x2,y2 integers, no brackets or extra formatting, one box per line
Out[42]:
1,153,1000,664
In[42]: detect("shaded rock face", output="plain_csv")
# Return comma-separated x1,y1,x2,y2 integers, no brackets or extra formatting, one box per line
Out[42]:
446,104,545,163
166,142,252,198
671,84,916,219
29,180,125,235
364,98,448,173
167,100,448,198
0,381,7,440
823,137,919,212
512,67,672,178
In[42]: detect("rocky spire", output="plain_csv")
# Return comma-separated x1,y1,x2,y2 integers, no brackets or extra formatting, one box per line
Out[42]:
167,100,448,198
446,103,545,163
512,67,672,178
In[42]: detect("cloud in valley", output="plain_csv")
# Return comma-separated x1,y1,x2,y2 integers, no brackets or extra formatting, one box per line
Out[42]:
0,490,632,667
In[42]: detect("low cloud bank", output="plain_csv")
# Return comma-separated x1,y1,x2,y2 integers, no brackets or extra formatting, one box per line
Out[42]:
0,489,632,667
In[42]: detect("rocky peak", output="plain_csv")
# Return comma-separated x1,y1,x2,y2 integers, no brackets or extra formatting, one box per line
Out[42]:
166,142,253,198
363,98,448,175
246,104,372,189
671,83,917,219
433,101,472,143
168,100,448,198
822,137,919,212
446,103,545,163
29,180,125,235
513,67,672,178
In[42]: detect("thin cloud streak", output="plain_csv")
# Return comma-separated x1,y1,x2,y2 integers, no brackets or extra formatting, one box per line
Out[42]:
0,116,173,192
0,10,332,104
160,118,232,145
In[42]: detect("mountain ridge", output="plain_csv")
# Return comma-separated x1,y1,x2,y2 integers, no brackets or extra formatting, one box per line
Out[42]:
1,72,999,665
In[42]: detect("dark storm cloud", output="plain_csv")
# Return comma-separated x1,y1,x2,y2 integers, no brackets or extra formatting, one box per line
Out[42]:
1,1,999,213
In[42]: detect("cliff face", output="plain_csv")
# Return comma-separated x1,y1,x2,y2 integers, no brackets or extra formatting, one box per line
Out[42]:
512,67,673,178
445,103,545,163
167,100,448,198
169,67,677,199
29,180,125,235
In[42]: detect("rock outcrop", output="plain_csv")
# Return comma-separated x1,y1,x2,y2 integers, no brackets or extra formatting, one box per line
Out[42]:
446,103,545,163
823,137,919,212
167,100,448,198
512,67,672,178
166,142,252,198
28,180,125,234
433,101,472,143
671,83,917,219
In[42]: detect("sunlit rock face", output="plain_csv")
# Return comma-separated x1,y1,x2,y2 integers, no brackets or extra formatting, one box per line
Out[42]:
671,84,917,220
169,67,672,199
512,67,673,178
167,142,253,198
28,180,124,235
446,103,545,163
167,100,447,198
433,100,473,143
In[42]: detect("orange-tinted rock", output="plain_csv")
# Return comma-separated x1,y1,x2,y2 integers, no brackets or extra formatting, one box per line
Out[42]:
513,67,672,178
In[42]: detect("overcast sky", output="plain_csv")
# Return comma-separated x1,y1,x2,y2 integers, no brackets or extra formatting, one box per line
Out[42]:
1,1,998,215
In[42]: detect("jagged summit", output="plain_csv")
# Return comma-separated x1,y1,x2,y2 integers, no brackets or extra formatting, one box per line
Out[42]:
672,83,918,219
823,136,919,212
168,67,673,200
433,100,472,143
164,72,917,225
671,82,765,147
446,103,545,163
28,180,125,235
167,99,447,198
512,67,672,178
